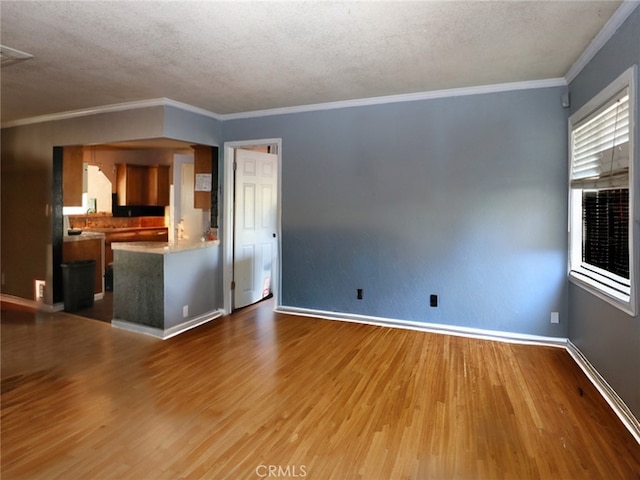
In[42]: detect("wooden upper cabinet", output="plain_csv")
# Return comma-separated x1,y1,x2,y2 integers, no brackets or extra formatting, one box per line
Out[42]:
147,165,170,206
63,146,84,206
193,145,212,210
192,145,219,221
116,164,146,206
117,164,170,206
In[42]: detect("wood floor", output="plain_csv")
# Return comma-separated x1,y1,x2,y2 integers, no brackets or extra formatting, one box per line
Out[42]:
2,299,639,479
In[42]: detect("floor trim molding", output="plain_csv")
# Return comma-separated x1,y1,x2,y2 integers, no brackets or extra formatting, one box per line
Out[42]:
0,294,57,312
111,309,224,340
275,305,567,348
1,293,104,313
566,340,640,444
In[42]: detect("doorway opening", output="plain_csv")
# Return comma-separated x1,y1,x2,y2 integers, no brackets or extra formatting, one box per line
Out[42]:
222,139,282,314
51,140,208,322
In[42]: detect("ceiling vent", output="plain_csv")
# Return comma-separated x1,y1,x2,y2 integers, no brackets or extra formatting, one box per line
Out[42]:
1,45,33,68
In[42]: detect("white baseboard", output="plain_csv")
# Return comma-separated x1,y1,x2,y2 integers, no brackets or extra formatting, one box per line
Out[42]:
1,293,103,313
275,305,568,348
111,309,224,340
276,305,640,444
566,340,640,444
0,293,57,312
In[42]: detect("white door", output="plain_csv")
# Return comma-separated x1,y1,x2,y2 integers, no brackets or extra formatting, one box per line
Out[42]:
234,148,278,309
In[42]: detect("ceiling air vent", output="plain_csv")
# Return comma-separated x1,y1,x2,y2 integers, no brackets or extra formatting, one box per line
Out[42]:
0,45,33,68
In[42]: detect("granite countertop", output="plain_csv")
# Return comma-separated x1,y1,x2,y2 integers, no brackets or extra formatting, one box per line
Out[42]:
83,227,168,233
112,239,220,254
63,231,106,242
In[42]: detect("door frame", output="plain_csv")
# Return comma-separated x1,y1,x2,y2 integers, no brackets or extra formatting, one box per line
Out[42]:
222,138,282,314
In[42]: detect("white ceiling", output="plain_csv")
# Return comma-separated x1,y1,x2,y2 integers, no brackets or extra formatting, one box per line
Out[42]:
0,1,632,125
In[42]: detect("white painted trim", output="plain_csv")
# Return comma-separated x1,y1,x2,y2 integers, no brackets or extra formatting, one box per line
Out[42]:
161,98,224,121
565,1,640,84
275,305,568,348
1,98,167,128
0,97,222,129
566,340,640,444
567,66,637,317
2,78,566,129
222,139,283,315
111,308,224,340
1,293,104,310
0,294,60,312
220,78,567,120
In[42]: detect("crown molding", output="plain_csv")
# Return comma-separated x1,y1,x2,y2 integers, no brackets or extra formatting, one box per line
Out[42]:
2,77,565,129
2,78,566,129
565,0,639,84
220,78,567,120
1,97,222,129
161,98,224,121
1,98,166,128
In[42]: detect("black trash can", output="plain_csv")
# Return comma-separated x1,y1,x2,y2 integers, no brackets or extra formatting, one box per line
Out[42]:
105,263,113,292
61,260,96,312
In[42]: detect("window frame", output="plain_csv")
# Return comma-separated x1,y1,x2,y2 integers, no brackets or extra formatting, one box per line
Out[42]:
568,66,637,317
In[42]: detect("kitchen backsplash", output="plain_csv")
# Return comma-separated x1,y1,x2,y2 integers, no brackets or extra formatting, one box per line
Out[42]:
68,213,166,229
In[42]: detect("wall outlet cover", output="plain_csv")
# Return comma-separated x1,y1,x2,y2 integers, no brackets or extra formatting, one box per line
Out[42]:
34,280,46,300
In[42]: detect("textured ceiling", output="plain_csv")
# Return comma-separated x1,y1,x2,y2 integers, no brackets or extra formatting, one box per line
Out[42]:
0,1,627,124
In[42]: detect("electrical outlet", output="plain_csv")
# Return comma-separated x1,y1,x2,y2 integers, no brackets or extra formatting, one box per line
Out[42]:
34,280,46,300
357,288,363,300
183,305,189,318
430,294,438,307
550,312,559,324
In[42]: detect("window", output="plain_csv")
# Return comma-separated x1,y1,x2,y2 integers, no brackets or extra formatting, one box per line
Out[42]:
568,66,637,316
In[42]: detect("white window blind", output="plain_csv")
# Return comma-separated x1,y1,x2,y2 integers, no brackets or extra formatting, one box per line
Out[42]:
571,88,629,190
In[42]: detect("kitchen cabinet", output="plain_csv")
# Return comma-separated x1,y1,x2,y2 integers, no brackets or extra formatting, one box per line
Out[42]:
116,164,146,206
147,165,170,206
193,145,212,210
192,145,219,227
63,232,105,296
63,146,84,206
116,164,170,206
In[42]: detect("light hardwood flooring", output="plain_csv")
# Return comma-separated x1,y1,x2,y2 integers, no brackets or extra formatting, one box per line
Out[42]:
1,299,639,479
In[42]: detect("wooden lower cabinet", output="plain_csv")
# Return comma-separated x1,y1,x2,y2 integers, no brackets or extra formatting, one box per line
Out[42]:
62,236,105,295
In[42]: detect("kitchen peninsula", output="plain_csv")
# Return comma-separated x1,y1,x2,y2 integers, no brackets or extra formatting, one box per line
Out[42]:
111,240,222,339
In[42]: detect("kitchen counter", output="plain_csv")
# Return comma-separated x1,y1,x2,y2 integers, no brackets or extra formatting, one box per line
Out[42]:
82,226,169,265
111,239,221,339
84,227,166,233
63,231,106,242
112,239,219,254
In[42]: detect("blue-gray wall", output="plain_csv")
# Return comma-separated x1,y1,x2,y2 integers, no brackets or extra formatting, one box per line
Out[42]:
567,6,640,417
224,86,569,337
164,245,220,329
